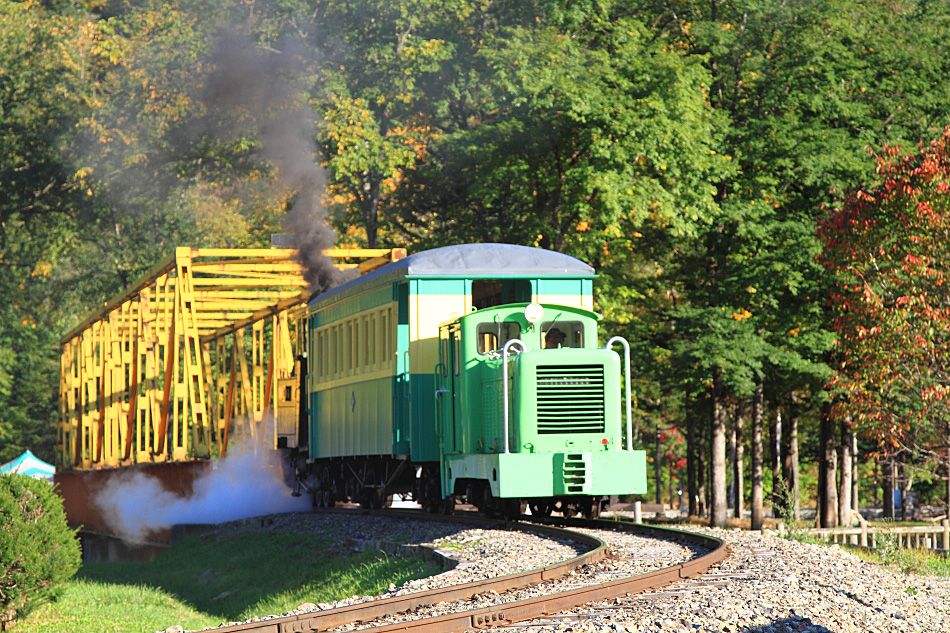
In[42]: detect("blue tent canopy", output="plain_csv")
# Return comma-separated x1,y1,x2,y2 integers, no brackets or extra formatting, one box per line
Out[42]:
0,450,55,481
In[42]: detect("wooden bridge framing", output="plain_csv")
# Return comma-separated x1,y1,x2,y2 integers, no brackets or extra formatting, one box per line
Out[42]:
57,247,405,470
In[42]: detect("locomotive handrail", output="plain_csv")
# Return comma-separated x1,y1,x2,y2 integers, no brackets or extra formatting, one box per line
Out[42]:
501,339,527,454
605,336,633,451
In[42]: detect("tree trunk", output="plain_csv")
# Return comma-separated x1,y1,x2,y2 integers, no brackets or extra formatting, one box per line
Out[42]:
733,404,744,519
669,462,676,509
900,463,914,521
359,177,381,248
882,458,895,519
655,425,663,505
770,407,782,514
838,418,853,526
729,415,737,511
699,416,708,517
851,430,859,516
782,394,800,521
818,401,838,528
687,409,699,517
750,377,764,531
946,442,950,520
710,368,728,527
873,460,879,508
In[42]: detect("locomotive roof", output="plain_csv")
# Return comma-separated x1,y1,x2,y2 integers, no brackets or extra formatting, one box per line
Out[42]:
309,243,594,307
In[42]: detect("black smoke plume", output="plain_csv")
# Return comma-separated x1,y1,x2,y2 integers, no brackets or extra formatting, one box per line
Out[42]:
205,32,341,294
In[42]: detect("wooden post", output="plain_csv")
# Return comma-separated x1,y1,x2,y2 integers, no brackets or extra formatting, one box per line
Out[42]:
633,500,642,524
943,519,949,550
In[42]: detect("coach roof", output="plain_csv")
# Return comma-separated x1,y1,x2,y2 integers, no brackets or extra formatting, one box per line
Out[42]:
396,243,593,276
309,243,594,307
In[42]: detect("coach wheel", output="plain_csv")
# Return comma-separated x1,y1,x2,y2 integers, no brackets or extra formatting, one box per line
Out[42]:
359,489,374,510
345,476,360,504
313,488,330,508
372,488,392,510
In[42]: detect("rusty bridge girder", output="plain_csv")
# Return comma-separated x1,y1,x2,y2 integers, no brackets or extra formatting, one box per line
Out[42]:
58,247,405,471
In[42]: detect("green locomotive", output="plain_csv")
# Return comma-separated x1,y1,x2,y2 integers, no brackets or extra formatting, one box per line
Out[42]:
295,243,646,517
436,302,644,517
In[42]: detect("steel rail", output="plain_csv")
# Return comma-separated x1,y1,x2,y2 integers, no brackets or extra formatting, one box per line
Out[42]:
209,512,727,633
214,510,606,633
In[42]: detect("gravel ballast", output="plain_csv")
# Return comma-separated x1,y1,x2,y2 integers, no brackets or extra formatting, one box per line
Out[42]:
521,522,950,633
167,512,950,633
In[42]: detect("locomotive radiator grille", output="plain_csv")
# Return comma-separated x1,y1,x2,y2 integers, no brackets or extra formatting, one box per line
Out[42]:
535,365,605,434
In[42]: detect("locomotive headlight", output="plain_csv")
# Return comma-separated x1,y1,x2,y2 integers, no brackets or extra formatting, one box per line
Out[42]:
524,302,544,324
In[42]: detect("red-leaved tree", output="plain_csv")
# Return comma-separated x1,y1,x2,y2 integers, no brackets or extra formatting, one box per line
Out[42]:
819,127,950,513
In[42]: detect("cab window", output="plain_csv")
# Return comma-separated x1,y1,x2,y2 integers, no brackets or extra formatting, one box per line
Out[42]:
477,321,522,354
542,321,584,348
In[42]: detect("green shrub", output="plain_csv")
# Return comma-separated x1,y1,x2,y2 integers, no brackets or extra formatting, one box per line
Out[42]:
0,474,80,630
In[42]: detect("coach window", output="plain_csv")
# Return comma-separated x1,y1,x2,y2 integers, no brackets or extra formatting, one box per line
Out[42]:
316,330,324,380
380,309,389,367
337,326,344,376
363,317,370,368
541,321,584,348
472,279,531,310
476,321,522,354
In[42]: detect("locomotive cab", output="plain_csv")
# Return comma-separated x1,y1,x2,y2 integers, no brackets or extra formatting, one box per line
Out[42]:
436,303,647,517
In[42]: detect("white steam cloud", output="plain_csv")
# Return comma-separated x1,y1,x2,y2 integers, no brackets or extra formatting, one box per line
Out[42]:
94,448,310,543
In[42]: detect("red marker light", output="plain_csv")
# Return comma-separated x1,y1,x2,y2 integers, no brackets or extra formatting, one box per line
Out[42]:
602,438,609,445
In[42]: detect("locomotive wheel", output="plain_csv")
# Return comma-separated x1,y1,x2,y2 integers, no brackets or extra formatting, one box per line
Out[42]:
529,502,553,517
502,499,526,519
583,499,601,520
440,496,456,515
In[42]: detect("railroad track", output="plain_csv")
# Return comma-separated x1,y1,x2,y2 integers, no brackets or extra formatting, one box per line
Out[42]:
212,511,728,633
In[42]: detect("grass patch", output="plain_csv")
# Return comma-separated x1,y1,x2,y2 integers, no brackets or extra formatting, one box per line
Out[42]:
843,544,950,577
17,529,440,633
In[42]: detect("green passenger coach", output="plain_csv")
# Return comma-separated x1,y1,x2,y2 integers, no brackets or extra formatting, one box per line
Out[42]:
295,243,647,516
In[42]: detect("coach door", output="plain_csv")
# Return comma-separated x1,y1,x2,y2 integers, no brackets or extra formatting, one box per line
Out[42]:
437,323,462,455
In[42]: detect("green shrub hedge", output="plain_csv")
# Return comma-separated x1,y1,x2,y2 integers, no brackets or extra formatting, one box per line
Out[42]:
0,474,80,630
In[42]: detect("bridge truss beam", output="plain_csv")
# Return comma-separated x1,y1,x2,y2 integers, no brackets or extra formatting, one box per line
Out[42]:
57,247,404,470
